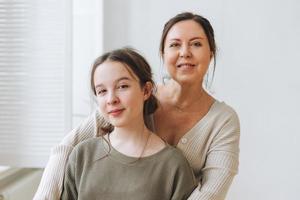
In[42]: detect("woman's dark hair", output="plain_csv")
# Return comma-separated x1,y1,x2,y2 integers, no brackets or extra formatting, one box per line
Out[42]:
159,12,217,88
90,47,158,133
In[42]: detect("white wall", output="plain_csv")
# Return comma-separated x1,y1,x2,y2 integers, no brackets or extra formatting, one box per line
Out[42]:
100,0,300,199
72,0,103,126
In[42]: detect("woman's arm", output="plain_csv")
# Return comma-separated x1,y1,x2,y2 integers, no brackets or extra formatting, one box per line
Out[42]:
188,112,240,200
33,110,106,200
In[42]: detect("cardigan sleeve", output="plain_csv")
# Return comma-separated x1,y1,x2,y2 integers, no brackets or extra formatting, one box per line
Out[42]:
33,110,106,200
188,111,240,200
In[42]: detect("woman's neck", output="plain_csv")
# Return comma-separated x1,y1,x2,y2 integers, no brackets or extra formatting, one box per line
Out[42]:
164,79,208,110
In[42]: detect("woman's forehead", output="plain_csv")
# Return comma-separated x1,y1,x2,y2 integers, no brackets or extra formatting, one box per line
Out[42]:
166,20,206,40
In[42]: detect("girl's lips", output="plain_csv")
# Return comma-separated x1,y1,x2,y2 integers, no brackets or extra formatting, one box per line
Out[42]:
108,108,125,117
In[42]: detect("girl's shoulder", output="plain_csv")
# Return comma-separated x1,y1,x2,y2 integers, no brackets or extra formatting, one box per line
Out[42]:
158,144,189,165
73,137,108,163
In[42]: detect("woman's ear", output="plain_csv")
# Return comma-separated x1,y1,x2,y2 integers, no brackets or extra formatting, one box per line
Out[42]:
143,82,153,101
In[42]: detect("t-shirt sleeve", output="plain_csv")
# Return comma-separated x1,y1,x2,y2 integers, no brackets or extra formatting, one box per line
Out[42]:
171,153,197,200
33,110,106,200
60,149,78,200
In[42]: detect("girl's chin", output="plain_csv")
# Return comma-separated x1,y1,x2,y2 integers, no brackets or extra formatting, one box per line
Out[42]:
108,119,127,128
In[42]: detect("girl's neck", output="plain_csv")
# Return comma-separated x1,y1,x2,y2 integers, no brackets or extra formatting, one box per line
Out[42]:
111,124,149,143
109,122,152,157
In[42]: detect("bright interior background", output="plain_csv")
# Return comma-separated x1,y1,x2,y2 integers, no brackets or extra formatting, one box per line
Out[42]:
1,0,299,199
91,0,300,199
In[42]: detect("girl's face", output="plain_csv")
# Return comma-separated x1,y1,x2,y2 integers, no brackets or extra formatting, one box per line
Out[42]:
93,61,147,128
163,20,212,86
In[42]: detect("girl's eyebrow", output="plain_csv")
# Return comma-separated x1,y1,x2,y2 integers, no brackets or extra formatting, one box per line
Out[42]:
116,77,131,82
168,38,181,42
94,77,132,89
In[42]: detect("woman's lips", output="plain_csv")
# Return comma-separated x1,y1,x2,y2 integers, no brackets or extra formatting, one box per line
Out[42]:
177,63,196,68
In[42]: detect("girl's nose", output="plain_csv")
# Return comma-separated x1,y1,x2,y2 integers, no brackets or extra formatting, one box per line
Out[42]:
107,92,120,105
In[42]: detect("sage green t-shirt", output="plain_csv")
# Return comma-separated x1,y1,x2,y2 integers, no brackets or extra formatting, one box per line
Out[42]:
61,137,197,200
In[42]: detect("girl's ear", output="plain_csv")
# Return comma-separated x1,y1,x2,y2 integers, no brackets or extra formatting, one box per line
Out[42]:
143,82,153,101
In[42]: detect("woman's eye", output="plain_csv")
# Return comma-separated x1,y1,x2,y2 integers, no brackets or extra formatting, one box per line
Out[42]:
192,41,202,47
169,43,180,48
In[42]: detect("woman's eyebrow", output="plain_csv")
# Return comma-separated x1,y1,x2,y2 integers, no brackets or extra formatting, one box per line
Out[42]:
190,36,205,41
168,36,205,41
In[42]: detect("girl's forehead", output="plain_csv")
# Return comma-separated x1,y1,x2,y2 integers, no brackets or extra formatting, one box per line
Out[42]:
94,61,139,84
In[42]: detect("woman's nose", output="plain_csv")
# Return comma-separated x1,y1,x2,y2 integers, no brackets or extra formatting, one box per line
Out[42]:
179,44,191,58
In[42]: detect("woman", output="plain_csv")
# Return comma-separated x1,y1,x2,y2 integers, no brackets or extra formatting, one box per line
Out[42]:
60,48,196,200
34,12,240,200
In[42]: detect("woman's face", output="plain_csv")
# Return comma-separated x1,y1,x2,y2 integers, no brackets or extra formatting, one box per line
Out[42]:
163,20,212,85
93,61,146,128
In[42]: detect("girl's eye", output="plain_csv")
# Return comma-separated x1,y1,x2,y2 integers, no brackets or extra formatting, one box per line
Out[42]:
96,89,107,96
117,84,129,89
